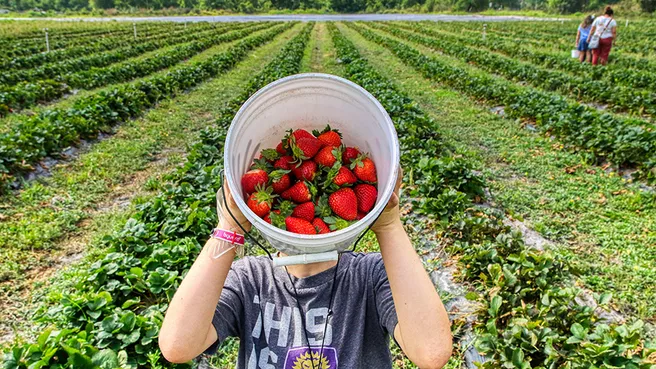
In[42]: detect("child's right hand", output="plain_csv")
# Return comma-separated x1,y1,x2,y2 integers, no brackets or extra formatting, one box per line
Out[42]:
216,180,252,232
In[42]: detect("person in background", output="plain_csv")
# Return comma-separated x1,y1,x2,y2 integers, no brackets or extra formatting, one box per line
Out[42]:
590,6,617,65
575,15,594,63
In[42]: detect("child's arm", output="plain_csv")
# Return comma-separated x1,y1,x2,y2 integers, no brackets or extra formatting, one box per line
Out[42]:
159,184,249,363
372,170,452,369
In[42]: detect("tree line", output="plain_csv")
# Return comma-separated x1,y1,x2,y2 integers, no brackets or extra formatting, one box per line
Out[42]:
0,0,654,19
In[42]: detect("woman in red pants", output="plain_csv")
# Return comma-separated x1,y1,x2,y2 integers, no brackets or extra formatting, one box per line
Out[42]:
590,6,617,65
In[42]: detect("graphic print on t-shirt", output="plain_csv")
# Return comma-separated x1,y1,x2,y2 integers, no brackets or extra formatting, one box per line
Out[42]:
284,347,338,369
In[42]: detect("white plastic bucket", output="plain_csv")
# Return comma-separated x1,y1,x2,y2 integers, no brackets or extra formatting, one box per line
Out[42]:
224,73,400,260
571,49,580,58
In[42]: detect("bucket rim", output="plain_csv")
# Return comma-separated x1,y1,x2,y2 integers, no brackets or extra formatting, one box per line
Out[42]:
224,72,400,242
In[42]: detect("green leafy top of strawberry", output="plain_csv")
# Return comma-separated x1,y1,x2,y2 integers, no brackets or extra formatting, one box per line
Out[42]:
260,148,280,161
321,162,343,192
312,124,342,138
251,157,272,171
275,200,296,217
314,195,332,218
324,216,353,231
269,211,286,230
269,169,291,181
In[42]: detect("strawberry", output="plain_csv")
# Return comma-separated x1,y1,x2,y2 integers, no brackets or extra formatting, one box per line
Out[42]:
241,169,268,195
274,155,295,171
286,217,317,235
264,212,272,224
354,183,377,213
281,181,314,203
291,137,323,160
313,125,342,147
276,141,287,155
314,146,342,168
290,129,315,142
333,166,357,187
292,202,315,222
292,160,317,181
247,186,276,218
343,147,360,166
351,154,377,183
328,188,358,221
313,218,331,234
269,170,292,194
356,212,366,220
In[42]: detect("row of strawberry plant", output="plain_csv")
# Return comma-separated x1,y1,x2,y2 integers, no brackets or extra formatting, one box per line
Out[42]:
446,21,656,56
0,22,295,192
0,23,179,59
0,22,244,87
0,22,220,71
0,22,168,44
374,23,656,118
332,23,654,369
0,22,273,114
1,22,314,369
402,22,656,92
431,21,656,72
349,23,656,177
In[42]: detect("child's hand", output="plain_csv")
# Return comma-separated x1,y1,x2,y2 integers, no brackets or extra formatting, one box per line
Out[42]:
371,168,403,235
216,180,252,232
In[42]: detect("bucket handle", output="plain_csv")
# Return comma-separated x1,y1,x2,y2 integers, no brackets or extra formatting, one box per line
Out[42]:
272,251,339,267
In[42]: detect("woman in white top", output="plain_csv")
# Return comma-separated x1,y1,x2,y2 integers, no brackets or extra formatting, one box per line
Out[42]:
589,6,617,65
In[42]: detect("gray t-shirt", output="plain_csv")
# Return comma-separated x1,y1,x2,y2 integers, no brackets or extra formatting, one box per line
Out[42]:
204,252,399,369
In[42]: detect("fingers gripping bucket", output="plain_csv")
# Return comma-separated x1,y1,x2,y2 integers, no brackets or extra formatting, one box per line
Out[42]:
224,73,400,266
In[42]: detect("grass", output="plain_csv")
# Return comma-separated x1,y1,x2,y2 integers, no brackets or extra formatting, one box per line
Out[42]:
0,24,303,342
338,21,656,321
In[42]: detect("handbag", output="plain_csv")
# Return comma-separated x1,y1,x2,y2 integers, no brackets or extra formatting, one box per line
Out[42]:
588,18,612,49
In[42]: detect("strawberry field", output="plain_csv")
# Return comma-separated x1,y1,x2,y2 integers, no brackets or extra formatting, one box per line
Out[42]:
0,18,655,369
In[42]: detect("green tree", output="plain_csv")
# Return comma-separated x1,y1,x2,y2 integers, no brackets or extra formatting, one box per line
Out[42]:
640,0,655,12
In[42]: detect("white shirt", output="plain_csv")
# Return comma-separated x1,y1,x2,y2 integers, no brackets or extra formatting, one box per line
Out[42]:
592,16,617,39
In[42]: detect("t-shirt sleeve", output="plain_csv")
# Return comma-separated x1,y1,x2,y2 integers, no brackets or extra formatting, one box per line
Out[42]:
371,255,398,337
203,267,244,355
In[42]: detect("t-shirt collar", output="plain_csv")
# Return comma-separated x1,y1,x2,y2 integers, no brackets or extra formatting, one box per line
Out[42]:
273,252,353,290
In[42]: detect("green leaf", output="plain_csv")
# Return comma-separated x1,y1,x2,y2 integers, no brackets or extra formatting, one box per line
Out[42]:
571,323,586,339
489,295,503,318
599,292,612,305
92,349,119,369
511,348,525,367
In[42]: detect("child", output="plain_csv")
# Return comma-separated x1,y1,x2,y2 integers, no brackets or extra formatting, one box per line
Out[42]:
159,171,453,368
575,15,594,63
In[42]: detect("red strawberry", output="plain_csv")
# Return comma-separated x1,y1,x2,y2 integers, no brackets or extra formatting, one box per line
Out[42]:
291,129,315,141
351,155,377,183
356,212,366,220
313,125,342,147
276,141,287,155
292,202,315,222
241,169,268,195
333,166,357,187
286,217,317,235
343,147,360,166
291,137,323,160
354,183,377,213
328,188,358,221
292,160,317,181
314,146,341,168
313,218,331,234
264,213,272,224
247,187,275,218
269,170,292,194
281,181,313,203
274,155,295,171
